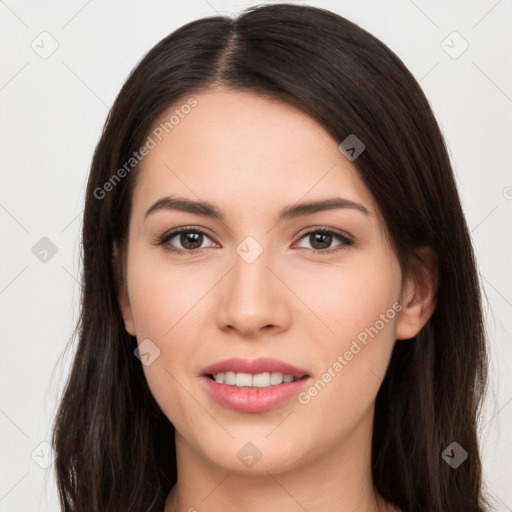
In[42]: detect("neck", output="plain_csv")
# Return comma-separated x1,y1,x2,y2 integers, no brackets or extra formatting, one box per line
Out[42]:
164,406,396,512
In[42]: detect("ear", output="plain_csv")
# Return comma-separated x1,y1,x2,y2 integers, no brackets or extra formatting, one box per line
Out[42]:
112,243,136,336
395,246,438,340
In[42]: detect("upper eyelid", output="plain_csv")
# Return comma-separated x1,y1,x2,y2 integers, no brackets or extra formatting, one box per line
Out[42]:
162,226,216,242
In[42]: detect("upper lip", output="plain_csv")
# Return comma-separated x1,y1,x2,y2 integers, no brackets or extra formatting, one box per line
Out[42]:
202,357,309,378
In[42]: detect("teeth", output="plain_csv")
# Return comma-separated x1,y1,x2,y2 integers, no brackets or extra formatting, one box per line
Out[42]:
212,371,299,387
252,372,271,387
235,372,253,387
270,372,283,385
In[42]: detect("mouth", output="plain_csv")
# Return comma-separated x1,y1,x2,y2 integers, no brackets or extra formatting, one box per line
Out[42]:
200,357,311,412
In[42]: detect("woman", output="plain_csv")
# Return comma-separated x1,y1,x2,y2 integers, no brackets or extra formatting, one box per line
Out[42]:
52,3,490,511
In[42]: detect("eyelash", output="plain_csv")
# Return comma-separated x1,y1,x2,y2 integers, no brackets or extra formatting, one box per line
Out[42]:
154,225,355,256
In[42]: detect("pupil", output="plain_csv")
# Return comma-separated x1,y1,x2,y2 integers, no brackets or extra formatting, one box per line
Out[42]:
181,232,202,249
311,233,331,250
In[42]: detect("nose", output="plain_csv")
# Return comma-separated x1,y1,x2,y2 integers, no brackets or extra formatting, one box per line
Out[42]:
215,244,291,338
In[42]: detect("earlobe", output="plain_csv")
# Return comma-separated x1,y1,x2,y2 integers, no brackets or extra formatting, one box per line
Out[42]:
395,247,438,341
112,243,136,337
119,289,136,337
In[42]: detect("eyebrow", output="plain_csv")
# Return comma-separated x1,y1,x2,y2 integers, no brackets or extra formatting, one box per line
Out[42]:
144,195,370,221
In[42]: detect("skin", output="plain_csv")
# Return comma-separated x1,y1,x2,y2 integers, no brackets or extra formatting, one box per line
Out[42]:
115,88,436,512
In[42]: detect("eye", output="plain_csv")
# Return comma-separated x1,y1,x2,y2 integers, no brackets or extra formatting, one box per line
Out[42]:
294,228,354,254
154,226,354,256
155,226,218,254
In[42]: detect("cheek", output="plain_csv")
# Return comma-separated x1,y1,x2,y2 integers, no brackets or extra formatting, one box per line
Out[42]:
126,244,206,340
125,249,218,425
292,253,401,416
292,251,401,347
127,263,201,361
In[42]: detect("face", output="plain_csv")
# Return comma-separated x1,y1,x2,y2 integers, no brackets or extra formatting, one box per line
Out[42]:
116,88,429,475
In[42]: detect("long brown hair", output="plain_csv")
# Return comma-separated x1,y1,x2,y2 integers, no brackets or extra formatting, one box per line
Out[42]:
52,4,490,511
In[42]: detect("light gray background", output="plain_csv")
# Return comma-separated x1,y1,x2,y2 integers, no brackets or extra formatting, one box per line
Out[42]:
1,1,511,510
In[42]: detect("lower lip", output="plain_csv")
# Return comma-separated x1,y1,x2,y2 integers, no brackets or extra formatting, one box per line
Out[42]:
201,375,311,413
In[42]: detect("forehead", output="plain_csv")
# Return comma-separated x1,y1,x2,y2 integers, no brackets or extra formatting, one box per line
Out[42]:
131,88,376,219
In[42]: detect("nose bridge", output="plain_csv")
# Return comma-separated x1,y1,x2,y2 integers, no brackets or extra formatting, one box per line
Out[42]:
231,234,276,307
216,234,289,334
233,239,271,292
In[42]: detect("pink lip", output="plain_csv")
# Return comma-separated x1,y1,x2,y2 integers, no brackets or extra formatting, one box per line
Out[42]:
201,357,309,378
201,357,311,413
